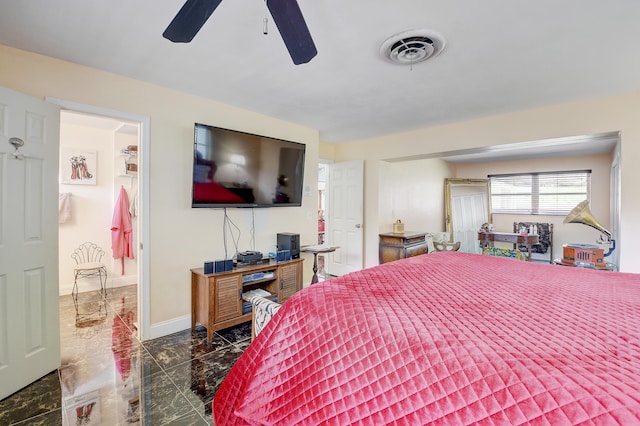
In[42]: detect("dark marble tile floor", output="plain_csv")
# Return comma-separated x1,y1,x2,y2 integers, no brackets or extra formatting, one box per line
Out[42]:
0,285,249,425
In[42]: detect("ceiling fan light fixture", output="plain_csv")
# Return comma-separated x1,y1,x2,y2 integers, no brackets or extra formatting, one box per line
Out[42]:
380,29,446,66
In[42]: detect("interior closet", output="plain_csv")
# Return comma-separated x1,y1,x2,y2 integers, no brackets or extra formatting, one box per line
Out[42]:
58,111,140,312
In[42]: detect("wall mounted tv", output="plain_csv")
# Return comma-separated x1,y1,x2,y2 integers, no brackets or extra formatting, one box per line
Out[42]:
192,123,306,208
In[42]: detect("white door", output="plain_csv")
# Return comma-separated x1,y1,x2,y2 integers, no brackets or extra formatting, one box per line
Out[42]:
327,160,364,276
0,86,61,400
610,149,621,268
452,192,488,254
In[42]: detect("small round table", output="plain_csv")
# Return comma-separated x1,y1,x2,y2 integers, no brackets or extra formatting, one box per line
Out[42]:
301,245,339,284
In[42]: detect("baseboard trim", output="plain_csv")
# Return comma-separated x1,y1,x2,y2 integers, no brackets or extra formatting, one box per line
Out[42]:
144,314,191,341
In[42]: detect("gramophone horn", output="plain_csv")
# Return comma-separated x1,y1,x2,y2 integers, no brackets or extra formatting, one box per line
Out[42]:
564,200,612,239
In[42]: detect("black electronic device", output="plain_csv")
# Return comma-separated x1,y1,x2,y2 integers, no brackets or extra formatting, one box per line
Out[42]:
277,233,300,259
214,259,234,272
237,251,264,264
204,259,233,273
191,123,306,208
276,250,291,262
235,258,270,268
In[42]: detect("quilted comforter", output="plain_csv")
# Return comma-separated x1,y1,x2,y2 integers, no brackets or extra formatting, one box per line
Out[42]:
214,252,640,425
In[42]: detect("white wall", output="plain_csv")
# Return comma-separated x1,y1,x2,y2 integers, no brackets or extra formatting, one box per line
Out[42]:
454,153,613,262
58,122,138,295
58,123,114,294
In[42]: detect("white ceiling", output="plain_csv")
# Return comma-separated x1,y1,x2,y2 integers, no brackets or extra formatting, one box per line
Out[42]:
1,1,639,148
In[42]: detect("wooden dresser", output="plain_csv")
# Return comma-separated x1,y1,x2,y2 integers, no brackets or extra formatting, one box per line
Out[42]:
378,231,428,264
191,258,303,341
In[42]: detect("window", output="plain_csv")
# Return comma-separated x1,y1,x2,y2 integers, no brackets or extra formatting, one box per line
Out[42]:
489,170,591,215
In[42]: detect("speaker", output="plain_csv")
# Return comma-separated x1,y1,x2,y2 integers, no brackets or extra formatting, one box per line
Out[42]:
204,260,233,274
276,250,291,262
214,259,234,272
277,233,300,259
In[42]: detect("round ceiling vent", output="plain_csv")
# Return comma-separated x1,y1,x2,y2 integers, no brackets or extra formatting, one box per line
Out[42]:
380,29,446,66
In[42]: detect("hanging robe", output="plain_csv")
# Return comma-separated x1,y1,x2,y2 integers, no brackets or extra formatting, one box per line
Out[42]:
58,192,72,223
111,186,134,275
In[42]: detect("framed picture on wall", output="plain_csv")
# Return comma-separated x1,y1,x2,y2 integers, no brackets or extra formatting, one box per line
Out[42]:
60,148,97,185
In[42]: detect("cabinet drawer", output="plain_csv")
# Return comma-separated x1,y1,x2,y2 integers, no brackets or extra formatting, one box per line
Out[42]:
404,235,426,246
405,243,427,258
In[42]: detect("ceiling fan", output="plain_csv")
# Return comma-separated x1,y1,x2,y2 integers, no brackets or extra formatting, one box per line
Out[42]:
163,0,317,65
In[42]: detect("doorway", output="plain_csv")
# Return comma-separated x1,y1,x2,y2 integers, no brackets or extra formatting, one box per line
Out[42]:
317,159,365,277
317,161,330,279
58,111,141,333
49,97,150,340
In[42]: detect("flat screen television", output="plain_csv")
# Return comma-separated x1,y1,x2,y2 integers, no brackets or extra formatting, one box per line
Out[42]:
192,123,306,208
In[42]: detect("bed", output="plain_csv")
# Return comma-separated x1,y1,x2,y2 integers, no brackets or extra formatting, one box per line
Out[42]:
213,251,640,425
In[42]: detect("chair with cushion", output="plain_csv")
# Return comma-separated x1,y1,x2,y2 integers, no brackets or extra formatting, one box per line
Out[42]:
71,242,108,299
250,296,282,340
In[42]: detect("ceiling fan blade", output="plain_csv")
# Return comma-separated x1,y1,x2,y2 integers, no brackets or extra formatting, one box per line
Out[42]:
266,0,317,65
163,0,223,43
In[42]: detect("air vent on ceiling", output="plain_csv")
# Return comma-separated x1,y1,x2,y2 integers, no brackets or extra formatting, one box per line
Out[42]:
380,29,446,66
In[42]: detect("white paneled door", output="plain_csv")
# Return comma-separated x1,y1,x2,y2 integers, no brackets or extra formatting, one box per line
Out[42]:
327,160,364,276
452,192,488,254
0,86,61,400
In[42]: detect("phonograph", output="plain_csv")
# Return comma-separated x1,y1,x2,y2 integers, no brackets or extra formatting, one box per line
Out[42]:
561,200,615,268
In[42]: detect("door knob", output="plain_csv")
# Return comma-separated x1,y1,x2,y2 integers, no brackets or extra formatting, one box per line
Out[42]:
9,137,25,160
355,224,362,228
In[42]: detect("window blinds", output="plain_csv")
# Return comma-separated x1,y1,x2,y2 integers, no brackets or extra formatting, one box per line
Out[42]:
489,170,591,215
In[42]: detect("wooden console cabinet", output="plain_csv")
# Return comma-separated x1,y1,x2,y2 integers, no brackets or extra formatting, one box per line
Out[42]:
191,258,303,341
379,231,428,264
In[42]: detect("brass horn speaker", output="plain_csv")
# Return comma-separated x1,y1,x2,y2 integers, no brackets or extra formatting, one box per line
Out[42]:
564,200,612,240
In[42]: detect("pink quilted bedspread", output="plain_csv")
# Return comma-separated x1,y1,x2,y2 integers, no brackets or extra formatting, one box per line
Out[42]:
214,252,640,425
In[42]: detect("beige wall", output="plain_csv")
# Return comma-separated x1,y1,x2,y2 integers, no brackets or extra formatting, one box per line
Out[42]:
319,142,335,161
0,45,320,332
382,158,453,235
332,92,640,272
